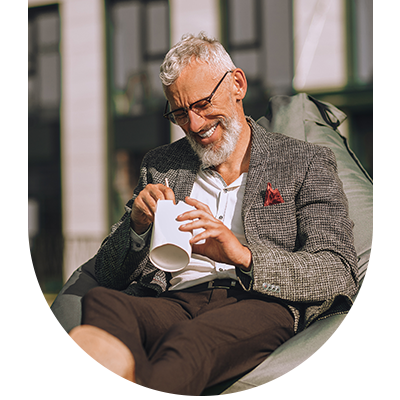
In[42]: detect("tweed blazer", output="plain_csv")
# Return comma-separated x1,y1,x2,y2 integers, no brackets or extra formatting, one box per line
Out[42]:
95,118,359,332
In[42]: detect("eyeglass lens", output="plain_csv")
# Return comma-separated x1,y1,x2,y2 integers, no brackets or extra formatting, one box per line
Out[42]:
165,70,232,126
170,100,213,125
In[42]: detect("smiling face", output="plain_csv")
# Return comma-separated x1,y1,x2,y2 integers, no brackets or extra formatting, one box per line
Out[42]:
165,61,248,168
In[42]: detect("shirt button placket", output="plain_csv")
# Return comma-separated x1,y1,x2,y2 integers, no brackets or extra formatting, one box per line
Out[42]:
217,187,228,222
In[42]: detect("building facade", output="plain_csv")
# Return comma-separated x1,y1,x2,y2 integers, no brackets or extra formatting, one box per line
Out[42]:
28,0,373,291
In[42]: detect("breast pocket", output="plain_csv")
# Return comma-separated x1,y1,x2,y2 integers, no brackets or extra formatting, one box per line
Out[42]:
247,200,297,249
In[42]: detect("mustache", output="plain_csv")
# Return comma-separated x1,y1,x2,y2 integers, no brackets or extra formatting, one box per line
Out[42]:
188,116,226,137
185,114,242,168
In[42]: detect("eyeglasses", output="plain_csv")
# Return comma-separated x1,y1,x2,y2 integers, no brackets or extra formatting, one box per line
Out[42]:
163,70,233,126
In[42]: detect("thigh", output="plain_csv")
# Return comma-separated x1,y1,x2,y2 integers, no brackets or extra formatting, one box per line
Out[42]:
192,294,294,359
146,292,294,392
194,295,295,382
81,287,191,355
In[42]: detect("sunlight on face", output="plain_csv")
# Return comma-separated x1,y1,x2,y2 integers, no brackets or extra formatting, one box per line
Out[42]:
185,112,242,168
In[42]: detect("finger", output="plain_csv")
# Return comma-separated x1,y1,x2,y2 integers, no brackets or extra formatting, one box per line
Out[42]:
137,183,177,222
162,186,176,203
139,186,172,210
141,194,158,217
179,217,217,233
149,184,176,203
177,207,217,223
145,184,165,201
131,197,154,234
189,229,213,244
133,185,161,216
133,195,156,222
184,197,212,214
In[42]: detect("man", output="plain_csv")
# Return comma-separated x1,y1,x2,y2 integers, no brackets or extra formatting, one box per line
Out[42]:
70,33,359,395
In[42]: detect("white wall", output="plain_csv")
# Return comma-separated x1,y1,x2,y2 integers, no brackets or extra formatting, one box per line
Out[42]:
60,0,109,280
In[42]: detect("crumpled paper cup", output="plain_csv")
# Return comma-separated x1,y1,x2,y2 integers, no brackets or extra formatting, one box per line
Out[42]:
149,200,195,272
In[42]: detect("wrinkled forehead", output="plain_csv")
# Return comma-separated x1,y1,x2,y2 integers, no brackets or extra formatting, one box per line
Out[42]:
165,62,221,107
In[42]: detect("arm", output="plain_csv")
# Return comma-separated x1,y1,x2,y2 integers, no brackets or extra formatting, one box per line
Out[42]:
243,146,359,303
94,153,174,290
94,197,149,290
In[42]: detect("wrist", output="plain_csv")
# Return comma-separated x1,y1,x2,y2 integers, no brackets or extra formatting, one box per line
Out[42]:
236,246,252,271
130,218,150,235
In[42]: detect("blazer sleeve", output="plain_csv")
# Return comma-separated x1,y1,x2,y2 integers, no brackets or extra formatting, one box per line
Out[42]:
241,146,359,303
94,155,153,290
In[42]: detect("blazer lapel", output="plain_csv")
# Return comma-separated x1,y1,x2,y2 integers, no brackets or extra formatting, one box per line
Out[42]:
242,118,273,222
171,142,201,203
169,120,275,219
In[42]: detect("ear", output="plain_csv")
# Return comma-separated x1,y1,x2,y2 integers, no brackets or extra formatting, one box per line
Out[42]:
231,68,247,101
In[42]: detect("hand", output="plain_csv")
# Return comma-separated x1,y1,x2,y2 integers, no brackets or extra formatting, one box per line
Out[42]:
131,183,175,234
177,197,252,271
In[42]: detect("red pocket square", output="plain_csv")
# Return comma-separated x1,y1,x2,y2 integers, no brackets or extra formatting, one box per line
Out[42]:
264,183,284,206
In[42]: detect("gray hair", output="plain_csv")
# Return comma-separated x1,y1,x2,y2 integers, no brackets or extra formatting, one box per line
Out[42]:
159,32,236,88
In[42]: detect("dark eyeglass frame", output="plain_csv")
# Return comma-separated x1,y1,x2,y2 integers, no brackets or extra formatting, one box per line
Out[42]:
163,70,233,125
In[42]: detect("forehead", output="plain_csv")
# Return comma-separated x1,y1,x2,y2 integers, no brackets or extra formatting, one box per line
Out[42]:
165,62,221,107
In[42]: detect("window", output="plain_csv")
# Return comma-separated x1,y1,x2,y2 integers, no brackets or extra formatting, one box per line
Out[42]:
107,0,171,215
28,4,63,293
223,0,262,82
221,0,294,118
293,0,347,91
28,5,61,115
109,0,170,115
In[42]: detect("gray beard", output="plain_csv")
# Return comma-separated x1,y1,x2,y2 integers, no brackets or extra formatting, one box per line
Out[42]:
186,115,242,169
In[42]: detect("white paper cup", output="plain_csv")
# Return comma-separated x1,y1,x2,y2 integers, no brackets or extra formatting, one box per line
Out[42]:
149,200,194,272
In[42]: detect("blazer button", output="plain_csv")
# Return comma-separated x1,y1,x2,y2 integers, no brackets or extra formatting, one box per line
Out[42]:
262,283,270,290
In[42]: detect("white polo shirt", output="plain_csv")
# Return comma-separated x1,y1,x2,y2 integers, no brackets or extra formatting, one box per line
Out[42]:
131,168,249,290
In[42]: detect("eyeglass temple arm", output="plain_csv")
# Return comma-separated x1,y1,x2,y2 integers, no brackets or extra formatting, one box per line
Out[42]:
163,70,233,119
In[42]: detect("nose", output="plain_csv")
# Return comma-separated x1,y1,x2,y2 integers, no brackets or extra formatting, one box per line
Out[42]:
187,109,205,132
